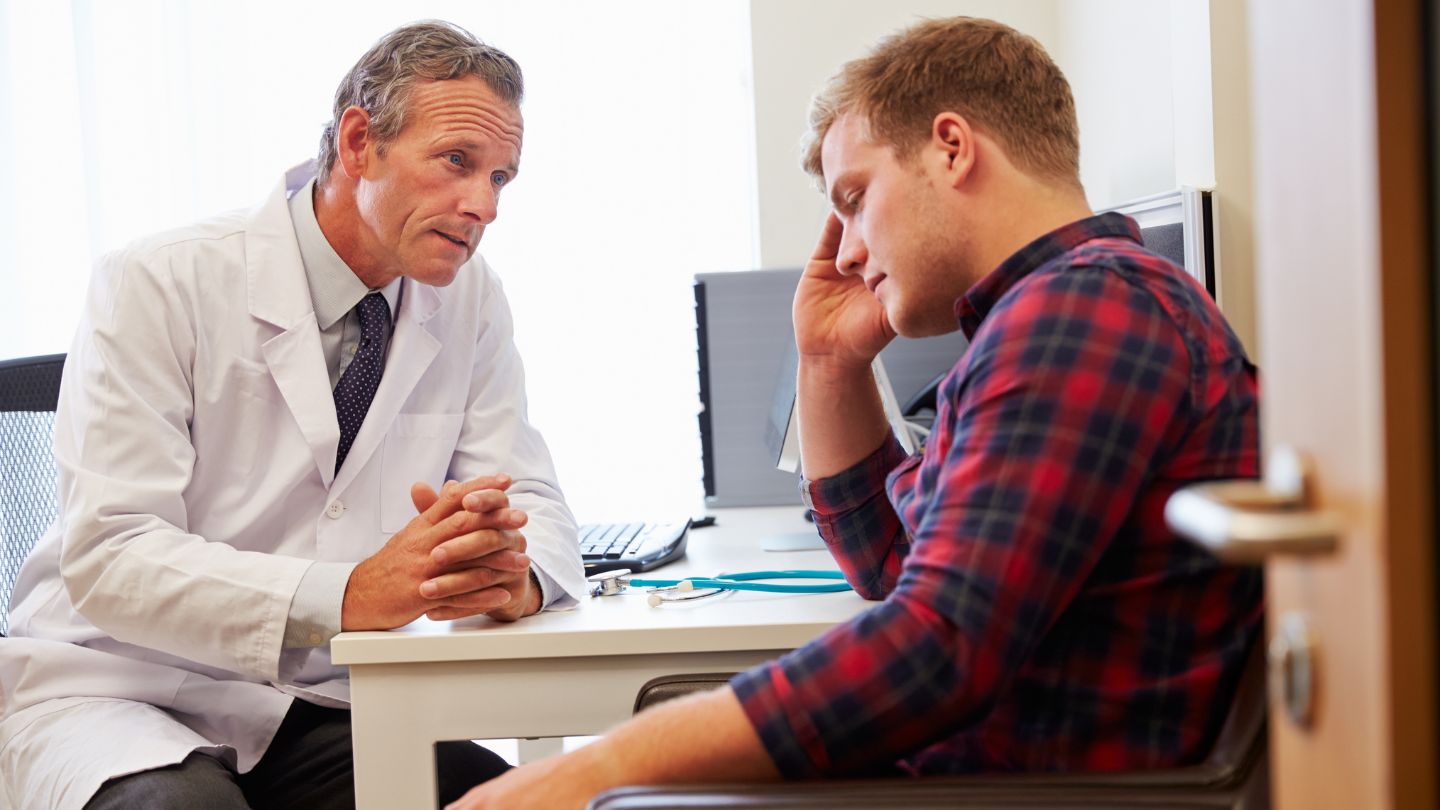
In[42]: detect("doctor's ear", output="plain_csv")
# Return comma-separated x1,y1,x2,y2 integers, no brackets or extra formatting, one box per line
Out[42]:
334,106,374,179
932,112,976,188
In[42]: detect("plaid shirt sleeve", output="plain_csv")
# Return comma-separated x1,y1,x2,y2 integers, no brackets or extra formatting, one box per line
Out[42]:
801,434,913,598
731,265,1196,776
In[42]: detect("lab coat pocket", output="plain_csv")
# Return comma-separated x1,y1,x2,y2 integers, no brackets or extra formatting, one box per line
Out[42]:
380,413,465,532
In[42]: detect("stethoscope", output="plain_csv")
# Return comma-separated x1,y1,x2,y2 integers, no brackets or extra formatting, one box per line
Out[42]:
587,568,852,606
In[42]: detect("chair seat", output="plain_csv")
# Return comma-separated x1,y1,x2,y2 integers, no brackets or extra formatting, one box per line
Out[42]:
589,742,1271,810
588,768,1267,809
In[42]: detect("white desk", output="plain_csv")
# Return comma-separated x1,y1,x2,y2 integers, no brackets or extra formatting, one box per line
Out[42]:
331,506,871,809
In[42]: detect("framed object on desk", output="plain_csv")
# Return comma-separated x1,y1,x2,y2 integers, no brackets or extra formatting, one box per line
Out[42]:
765,345,918,476
1103,186,1216,296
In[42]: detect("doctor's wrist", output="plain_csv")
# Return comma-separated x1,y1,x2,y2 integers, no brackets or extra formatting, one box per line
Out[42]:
525,567,544,615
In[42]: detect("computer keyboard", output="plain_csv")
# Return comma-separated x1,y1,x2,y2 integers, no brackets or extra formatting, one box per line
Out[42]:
580,520,690,574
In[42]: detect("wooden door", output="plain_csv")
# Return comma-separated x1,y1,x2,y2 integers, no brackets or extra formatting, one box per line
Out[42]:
1246,0,1436,807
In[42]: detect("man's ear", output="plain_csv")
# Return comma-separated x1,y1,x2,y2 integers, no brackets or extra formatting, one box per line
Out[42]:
932,112,976,189
335,106,373,179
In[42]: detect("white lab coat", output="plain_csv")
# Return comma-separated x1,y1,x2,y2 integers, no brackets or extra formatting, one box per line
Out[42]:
0,169,586,809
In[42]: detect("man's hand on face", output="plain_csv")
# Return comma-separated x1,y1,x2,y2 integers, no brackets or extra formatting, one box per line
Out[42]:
792,212,895,370
341,474,541,630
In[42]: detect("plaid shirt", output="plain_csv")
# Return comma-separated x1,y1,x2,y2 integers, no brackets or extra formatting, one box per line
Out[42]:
731,213,1263,777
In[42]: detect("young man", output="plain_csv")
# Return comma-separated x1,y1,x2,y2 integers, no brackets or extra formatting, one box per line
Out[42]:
0,21,584,810
452,15,1262,809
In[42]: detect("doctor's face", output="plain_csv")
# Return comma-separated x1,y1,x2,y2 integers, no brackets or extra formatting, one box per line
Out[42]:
353,76,523,287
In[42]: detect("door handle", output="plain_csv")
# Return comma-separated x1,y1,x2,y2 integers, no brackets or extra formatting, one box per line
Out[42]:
1164,445,1340,562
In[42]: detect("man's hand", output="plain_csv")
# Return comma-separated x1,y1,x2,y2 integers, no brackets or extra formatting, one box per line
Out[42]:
792,213,895,368
445,688,777,810
341,474,540,630
792,214,896,478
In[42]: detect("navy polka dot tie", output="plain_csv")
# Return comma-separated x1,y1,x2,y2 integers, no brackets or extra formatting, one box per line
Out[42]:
333,292,390,473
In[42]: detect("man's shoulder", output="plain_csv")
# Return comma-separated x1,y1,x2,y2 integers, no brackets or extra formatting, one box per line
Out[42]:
1028,236,1174,286
994,239,1195,329
92,203,278,301
969,250,1191,369
999,239,1249,372
115,208,252,264
1049,239,1209,312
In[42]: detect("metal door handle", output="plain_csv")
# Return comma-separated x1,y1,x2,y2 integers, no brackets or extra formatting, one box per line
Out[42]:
1164,445,1340,562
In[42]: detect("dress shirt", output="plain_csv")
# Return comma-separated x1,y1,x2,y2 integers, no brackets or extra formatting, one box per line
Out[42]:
731,213,1264,776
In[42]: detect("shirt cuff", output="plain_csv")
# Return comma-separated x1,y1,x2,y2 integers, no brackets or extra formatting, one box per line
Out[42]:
282,561,358,648
530,562,568,610
801,433,911,515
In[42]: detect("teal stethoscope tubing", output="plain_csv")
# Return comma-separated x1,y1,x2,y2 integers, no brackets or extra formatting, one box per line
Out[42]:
627,570,852,594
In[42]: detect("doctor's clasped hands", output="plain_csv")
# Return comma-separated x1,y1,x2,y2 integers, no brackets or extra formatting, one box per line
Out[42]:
342,473,542,630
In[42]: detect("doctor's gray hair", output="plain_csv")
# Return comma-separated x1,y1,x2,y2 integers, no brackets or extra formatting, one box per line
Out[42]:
317,20,523,181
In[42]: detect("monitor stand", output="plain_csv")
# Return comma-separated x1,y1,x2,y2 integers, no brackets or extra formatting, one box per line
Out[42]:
761,531,827,552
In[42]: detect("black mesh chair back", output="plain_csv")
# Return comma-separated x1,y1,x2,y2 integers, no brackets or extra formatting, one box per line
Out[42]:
0,354,64,636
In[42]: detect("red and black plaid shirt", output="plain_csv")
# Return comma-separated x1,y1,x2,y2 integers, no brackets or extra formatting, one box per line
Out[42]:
731,213,1263,777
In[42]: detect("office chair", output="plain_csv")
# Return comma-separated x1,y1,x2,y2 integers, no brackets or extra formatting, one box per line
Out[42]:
589,643,1269,810
0,353,65,636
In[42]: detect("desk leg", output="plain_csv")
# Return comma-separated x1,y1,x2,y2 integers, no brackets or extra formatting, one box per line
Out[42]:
346,651,782,808
350,664,439,809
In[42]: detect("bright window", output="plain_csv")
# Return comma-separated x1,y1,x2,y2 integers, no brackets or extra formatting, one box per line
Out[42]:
0,1,757,520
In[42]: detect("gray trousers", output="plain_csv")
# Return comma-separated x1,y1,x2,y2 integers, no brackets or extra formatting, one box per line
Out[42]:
83,699,510,810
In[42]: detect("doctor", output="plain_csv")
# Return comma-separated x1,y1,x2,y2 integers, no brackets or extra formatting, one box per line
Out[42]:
0,20,584,810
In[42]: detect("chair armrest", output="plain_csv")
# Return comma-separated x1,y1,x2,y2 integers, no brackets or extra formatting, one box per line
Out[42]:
633,673,735,714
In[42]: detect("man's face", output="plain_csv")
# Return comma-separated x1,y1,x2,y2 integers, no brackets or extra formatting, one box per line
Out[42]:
821,113,971,337
353,76,523,287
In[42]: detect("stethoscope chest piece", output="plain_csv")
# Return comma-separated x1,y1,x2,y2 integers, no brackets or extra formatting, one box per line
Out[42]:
587,568,632,598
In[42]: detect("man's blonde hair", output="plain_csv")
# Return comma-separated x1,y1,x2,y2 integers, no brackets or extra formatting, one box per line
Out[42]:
802,16,1080,189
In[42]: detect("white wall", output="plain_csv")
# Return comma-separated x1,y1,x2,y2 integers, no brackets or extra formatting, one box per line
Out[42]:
1053,0,1216,210
1208,0,1257,355
1055,0,1173,208
1170,0,1218,191
747,0,1061,269
1059,0,1255,352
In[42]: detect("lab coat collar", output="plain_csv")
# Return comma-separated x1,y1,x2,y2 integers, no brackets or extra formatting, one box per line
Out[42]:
260,162,444,327
245,165,444,489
